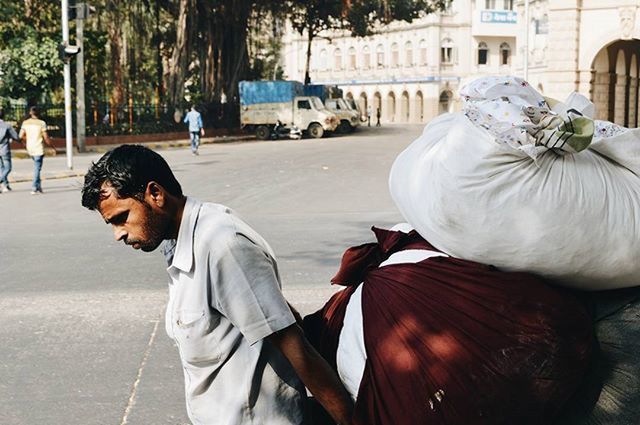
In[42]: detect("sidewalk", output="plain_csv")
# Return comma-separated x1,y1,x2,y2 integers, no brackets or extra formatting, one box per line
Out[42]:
6,133,254,184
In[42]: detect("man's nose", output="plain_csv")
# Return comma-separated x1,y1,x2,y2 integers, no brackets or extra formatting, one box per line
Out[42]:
113,226,127,242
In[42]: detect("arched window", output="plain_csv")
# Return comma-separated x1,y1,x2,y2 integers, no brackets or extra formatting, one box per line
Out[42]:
441,38,455,64
405,41,413,67
319,49,328,71
478,41,488,65
363,45,371,69
500,42,511,65
334,48,342,70
419,39,427,65
376,44,385,68
348,47,357,70
391,42,399,67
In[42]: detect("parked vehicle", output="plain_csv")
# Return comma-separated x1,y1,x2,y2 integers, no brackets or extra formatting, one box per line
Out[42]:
239,81,338,140
303,84,360,133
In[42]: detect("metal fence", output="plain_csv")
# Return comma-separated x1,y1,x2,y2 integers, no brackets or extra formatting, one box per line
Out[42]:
1,102,232,137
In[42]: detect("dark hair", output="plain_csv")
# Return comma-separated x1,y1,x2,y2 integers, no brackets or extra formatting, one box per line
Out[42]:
29,106,39,117
0,109,4,119
81,144,183,210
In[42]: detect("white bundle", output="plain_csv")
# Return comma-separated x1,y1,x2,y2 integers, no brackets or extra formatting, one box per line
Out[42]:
389,76,640,290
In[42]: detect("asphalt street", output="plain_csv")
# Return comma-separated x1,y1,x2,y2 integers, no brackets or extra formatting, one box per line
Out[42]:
0,124,424,425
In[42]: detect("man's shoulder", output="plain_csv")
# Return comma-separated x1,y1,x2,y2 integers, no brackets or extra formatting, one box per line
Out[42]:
195,203,266,253
195,203,242,242
22,118,46,127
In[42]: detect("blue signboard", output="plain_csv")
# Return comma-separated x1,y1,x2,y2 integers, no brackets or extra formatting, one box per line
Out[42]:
481,10,517,24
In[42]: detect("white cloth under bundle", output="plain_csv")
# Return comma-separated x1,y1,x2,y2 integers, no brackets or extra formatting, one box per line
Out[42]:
389,76,640,290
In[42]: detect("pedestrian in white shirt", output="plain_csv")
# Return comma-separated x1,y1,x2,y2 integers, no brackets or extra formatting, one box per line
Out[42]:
80,144,353,425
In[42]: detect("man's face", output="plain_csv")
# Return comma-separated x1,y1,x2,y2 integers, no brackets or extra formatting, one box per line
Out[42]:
98,185,169,252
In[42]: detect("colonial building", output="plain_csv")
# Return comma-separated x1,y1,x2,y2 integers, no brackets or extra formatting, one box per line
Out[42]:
281,0,640,127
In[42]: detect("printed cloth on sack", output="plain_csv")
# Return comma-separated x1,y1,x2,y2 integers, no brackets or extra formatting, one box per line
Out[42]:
461,76,628,161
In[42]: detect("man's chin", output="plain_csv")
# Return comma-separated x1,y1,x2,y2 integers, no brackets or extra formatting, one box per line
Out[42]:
140,241,162,252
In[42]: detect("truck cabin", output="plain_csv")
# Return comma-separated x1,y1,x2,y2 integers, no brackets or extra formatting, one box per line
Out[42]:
297,97,326,111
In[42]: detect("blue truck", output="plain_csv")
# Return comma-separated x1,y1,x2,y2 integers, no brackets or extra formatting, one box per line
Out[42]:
239,81,339,139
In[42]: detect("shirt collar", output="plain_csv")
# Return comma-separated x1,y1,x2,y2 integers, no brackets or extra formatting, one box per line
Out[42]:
169,196,202,273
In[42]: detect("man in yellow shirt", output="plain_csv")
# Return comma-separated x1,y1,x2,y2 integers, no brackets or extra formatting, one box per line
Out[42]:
19,107,56,194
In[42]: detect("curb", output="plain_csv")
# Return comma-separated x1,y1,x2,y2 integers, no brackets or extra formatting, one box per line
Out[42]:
8,134,255,184
11,134,255,159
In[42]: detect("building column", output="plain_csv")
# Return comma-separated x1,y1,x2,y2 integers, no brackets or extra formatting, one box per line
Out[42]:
629,76,638,128
546,1,581,100
614,73,627,126
592,71,610,121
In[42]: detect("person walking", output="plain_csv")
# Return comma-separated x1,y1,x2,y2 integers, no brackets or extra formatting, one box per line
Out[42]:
81,145,354,425
375,107,381,127
0,109,20,193
183,105,204,155
366,105,372,127
19,107,56,195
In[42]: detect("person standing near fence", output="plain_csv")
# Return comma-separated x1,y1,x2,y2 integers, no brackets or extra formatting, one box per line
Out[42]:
0,109,20,193
19,106,56,195
183,105,204,156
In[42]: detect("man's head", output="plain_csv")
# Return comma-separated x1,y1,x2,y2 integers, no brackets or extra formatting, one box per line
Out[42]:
81,145,184,252
0,109,4,120
29,106,39,118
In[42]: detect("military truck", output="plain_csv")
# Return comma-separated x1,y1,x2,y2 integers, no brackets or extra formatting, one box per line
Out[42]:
303,84,360,133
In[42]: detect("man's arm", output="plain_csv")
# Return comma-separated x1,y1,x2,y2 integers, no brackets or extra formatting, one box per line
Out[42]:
268,324,354,425
43,130,57,153
8,126,19,141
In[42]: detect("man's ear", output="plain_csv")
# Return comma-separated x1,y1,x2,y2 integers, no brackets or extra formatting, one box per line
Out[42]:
145,181,166,208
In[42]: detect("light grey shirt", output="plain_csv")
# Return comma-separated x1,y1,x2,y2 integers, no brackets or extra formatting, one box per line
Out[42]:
162,197,306,425
0,119,18,156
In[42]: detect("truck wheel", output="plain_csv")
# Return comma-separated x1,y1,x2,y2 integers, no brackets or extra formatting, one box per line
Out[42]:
255,125,271,140
338,120,351,134
308,123,324,139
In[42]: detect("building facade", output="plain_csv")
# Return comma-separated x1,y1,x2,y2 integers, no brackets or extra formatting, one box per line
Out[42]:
281,0,640,127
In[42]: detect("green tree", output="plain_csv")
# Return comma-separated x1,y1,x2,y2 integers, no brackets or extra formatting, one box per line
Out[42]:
0,0,62,104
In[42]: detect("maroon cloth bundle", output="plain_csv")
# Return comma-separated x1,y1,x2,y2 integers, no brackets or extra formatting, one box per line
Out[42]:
304,228,593,425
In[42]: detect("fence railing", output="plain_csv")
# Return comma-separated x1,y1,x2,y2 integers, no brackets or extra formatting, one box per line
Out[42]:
1,102,234,137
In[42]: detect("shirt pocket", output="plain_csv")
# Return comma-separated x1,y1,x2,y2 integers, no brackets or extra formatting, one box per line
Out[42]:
174,309,221,366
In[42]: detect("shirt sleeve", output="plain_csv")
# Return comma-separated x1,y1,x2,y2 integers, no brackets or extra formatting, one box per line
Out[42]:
197,114,203,129
183,114,188,124
209,233,296,345
8,126,18,140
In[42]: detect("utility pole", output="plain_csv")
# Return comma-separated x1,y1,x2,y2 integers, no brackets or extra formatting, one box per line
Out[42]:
76,4,86,152
524,0,529,81
61,0,74,169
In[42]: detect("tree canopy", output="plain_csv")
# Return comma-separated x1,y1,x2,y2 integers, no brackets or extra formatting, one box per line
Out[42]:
0,0,449,121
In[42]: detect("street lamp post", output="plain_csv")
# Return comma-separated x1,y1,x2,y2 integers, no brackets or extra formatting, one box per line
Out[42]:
61,0,73,169
524,0,529,81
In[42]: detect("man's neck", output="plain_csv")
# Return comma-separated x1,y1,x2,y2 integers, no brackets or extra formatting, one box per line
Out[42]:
169,196,188,240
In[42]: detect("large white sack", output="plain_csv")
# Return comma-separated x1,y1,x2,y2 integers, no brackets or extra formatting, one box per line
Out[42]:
389,78,640,290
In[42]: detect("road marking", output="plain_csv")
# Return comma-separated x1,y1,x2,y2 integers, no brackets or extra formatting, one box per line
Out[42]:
120,319,161,425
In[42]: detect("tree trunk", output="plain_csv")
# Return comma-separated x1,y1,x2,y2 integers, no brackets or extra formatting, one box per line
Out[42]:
166,0,192,106
304,24,315,85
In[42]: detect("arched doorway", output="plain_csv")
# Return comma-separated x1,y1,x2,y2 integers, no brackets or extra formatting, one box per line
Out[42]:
590,39,640,127
415,91,424,122
373,92,382,123
439,90,453,115
358,92,368,120
387,92,396,122
400,91,410,122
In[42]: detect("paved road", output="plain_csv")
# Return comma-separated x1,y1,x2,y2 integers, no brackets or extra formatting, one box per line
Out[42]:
0,124,423,425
